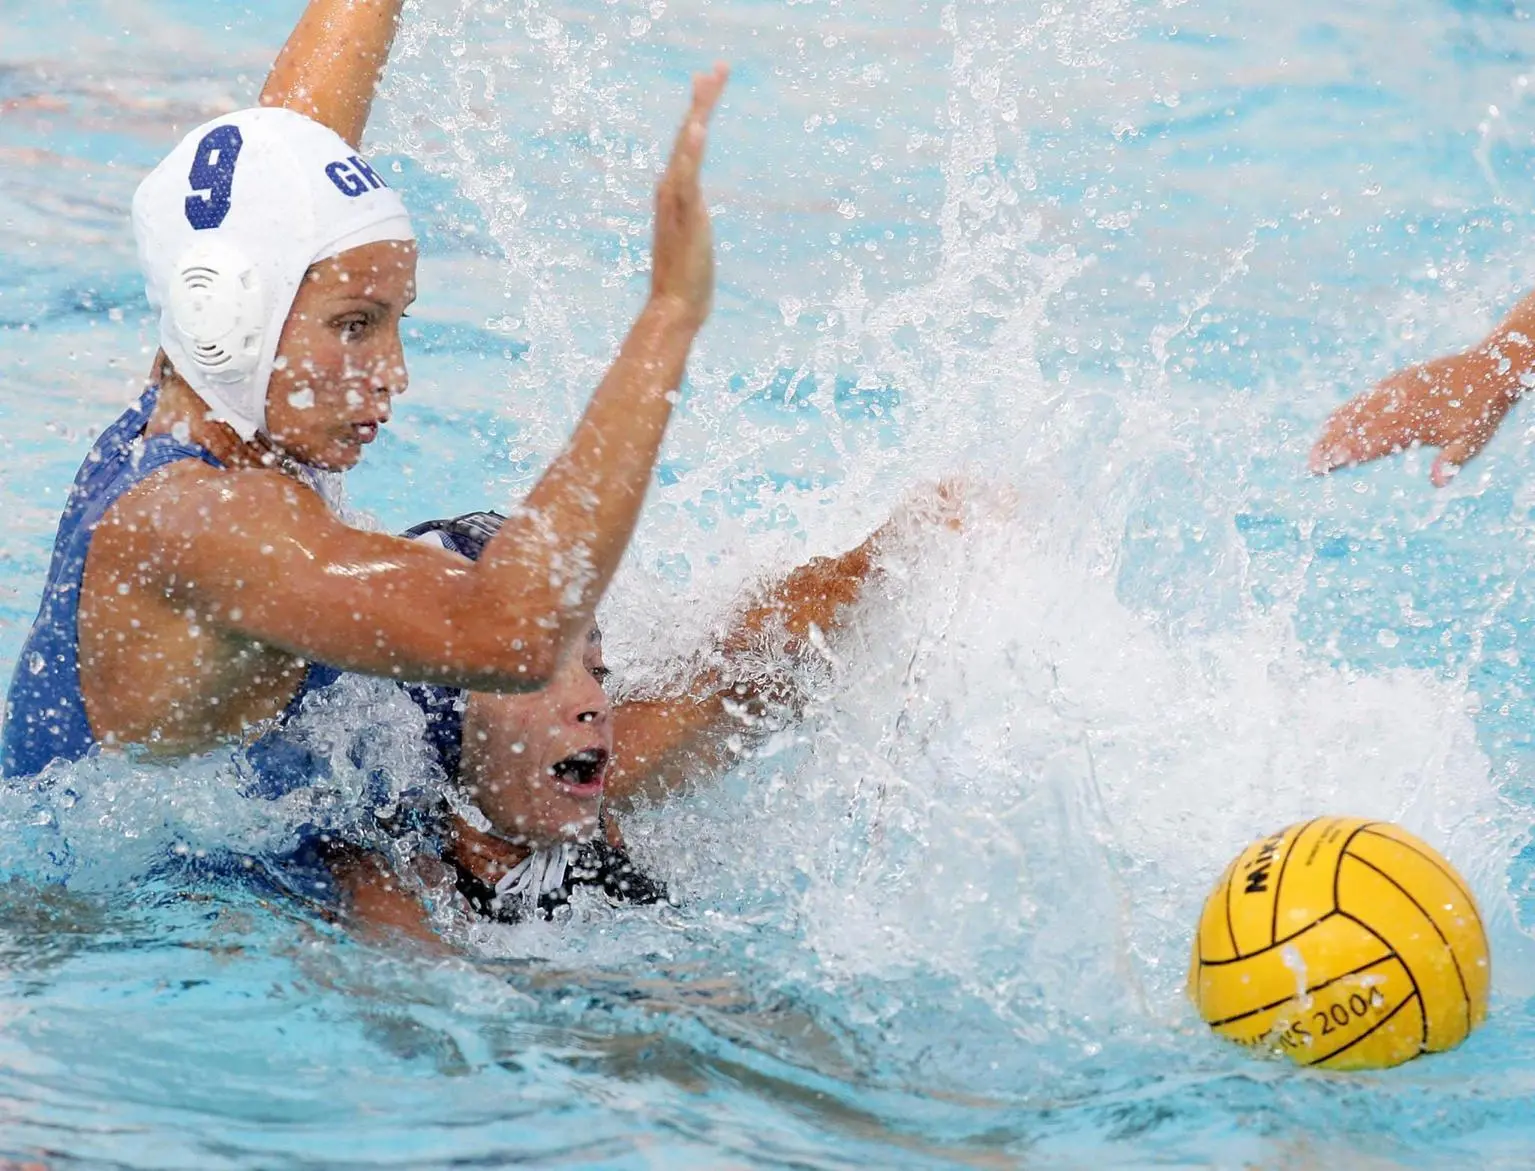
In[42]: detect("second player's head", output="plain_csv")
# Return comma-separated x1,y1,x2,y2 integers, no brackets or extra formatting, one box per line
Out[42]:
402,512,616,850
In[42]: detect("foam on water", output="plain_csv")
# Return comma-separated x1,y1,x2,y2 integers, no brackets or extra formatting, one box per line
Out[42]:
360,0,1535,1088
7,0,1535,1162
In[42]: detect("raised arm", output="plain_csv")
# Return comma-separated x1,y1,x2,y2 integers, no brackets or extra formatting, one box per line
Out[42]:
1310,291,1535,487
260,0,406,147
471,65,728,676
132,69,730,693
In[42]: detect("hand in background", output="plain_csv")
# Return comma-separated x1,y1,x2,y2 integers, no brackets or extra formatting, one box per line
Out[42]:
1310,345,1527,488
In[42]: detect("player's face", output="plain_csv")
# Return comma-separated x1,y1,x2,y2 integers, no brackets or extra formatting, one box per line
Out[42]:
263,239,417,471
458,626,613,850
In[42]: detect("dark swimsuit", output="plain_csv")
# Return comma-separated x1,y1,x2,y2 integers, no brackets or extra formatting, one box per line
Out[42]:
454,838,668,924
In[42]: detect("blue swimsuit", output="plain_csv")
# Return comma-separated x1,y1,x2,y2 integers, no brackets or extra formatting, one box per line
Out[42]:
4,455,663,916
0,386,323,780
2,387,222,778
254,512,667,921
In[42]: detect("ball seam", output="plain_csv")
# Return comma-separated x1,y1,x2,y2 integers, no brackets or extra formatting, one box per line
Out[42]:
1269,816,1323,946
1344,850,1471,1040
1204,951,1395,1028
1357,828,1484,941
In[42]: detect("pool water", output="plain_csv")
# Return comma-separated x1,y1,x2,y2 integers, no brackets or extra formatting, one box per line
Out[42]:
6,0,1535,1165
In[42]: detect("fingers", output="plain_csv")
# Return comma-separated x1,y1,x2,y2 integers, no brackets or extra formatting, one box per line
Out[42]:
1308,391,1410,474
931,477,968,532
1431,428,1494,486
876,478,968,542
665,63,729,189
1313,398,1491,486
1309,360,1450,475
1308,413,1354,474
1310,350,1516,485
1430,454,1462,487
693,60,730,120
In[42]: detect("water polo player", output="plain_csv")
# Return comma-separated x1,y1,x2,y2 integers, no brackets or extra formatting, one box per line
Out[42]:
255,494,956,940
2,0,729,778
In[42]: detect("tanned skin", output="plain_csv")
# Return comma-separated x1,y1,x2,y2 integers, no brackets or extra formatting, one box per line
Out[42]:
74,0,729,757
1311,291,1535,487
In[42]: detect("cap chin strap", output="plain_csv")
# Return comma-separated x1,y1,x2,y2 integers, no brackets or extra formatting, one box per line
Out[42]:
492,843,576,913
442,784,578,913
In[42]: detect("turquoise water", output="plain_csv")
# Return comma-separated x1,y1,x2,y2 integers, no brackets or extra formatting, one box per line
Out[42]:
7,0,1535,1165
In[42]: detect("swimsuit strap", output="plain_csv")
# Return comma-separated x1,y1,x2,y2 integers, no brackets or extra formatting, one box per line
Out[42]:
2,388,223,778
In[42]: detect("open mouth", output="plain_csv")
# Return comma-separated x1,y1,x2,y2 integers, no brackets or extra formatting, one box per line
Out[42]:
548,749,608,795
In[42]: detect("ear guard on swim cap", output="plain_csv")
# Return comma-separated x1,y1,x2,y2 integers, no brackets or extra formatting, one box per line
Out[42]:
133,107,415,443
164,238,266,384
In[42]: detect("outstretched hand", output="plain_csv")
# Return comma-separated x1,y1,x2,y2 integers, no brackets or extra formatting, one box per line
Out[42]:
1310,349,1522,487
869,475,1022,549
859,479,964,564
651,63,729,330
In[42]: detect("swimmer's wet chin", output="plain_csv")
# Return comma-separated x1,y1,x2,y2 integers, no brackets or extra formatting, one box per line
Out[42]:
317,415,390,463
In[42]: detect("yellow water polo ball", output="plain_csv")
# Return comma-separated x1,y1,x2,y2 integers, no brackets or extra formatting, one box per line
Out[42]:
1188,816,1489,1071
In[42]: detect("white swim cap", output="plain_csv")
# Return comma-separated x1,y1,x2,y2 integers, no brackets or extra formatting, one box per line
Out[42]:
132,107,415,441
